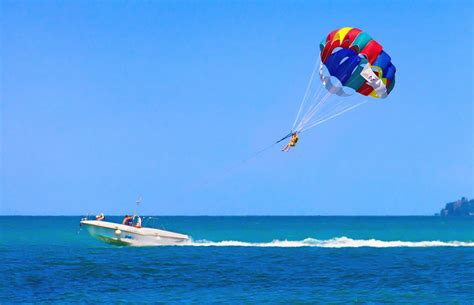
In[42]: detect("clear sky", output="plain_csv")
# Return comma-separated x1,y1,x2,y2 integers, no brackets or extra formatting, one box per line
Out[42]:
1,0,473,215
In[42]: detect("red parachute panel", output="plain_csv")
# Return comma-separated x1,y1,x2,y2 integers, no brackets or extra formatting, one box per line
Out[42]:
360,40,383,64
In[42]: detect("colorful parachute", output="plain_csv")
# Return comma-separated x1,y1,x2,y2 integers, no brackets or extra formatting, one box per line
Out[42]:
289,27,396,135
320,27,396,98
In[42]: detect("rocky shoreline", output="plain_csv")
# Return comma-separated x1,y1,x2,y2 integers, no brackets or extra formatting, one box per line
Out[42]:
437,197,474,216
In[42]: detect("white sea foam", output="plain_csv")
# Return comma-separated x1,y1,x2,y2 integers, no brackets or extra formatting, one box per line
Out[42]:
181,237,474,248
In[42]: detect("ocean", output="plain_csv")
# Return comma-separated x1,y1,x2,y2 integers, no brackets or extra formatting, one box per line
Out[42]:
2,216,474,304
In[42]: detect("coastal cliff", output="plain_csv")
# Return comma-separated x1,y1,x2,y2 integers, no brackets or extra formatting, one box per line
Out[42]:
438,197,474,216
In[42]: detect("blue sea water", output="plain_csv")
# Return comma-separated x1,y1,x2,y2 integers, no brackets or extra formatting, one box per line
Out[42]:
1,216,474,304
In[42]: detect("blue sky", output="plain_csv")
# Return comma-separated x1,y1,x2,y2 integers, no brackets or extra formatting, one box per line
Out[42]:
1,0,472,215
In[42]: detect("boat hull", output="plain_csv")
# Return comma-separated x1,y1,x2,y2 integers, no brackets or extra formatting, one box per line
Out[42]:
80,220,190,246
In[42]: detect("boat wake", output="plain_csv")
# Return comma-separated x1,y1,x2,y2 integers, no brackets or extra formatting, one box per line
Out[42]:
183,237,474,248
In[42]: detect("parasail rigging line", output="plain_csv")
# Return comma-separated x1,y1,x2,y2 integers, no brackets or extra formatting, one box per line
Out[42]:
195,140,279,189
291,56,322,131
294,90,333,132
299,100,367,132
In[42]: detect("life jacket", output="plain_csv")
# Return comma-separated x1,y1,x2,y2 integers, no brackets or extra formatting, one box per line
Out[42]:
290,135,299,146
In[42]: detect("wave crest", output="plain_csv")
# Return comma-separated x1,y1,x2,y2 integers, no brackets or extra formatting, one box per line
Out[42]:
183,237,474,248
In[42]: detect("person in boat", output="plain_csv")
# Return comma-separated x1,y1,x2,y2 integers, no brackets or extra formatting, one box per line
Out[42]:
282,132,299,152
122,215,133,226
134,216,142,228
95,213,105,221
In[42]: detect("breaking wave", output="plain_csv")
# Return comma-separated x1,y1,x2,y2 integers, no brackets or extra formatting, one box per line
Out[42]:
183,237,474,248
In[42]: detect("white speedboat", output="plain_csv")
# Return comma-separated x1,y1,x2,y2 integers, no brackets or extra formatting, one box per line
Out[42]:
80,218,190,246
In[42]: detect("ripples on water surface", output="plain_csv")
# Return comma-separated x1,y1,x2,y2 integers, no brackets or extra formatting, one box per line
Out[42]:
2,216,474,303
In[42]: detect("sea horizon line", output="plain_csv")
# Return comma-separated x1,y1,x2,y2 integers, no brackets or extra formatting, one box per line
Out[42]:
0,214,449,217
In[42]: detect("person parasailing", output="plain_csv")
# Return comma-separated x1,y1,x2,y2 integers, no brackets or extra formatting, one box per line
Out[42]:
282,132,299,152
283,27,396,149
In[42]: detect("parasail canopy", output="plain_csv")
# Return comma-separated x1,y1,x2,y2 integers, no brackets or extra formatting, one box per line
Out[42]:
319,27,396,99
289,27,397,136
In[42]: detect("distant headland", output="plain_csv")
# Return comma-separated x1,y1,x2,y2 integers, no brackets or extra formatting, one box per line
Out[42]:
436,197,474,216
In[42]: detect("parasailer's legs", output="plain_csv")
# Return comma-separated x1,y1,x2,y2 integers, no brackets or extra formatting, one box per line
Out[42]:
281,133,299,152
